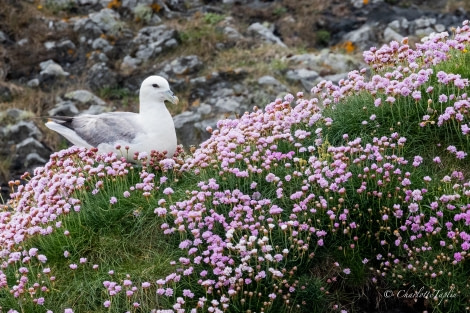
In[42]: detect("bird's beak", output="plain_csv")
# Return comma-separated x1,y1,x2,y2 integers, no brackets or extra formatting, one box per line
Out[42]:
166,89,179,105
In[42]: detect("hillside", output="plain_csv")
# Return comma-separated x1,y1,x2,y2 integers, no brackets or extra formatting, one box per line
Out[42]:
0,0,469,199
1,13,470,313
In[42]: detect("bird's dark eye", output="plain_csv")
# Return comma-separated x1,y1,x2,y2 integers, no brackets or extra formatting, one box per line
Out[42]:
152,83,159,88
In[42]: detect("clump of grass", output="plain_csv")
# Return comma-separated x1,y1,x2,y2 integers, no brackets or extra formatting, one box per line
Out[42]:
1,20,470,313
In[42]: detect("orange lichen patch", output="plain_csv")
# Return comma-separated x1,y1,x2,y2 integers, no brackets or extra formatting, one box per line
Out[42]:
37,4,43,9
100,33,107,39
151,3,162,12
86,52,92,59
344,41,355,54
363,0,369,4
107,0,121,9
67,49,75,55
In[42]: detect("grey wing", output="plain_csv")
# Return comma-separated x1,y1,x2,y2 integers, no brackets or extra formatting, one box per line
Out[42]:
54,113,142,147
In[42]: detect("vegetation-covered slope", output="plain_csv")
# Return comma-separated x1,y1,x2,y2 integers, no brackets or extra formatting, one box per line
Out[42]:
1,21,470,313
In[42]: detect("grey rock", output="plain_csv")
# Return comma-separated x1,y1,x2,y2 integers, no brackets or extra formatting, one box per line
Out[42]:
415,27,435,37
72,16,103,38
121,55,142,72
132,25,178,61
247,22,287,48
81,104,110,115
224,26,242,40
286,69,319,90
258,75,282,86
212,88,234,99
39,60,70,77
92,38,113,54
57,39,76,51
0,31,7,43
434,24,446,32
122,0,153,9
173,111,202,129
414,17,436,29
27,79,40,88
3,121,42,143
384,27,404,43
45,0,76,8
17,38,29,46
16,138,50,161
343,23,376,51
5,108,33,121
88,51,109,63
86,62,118,91
215,97,240,113
89,9,123,34
313,72,349,86
44,41,56,50
25,153,48,168
287,51,361,75
163,55,203,76
48,101,80,116
197,103,212,115
64,90,107,107
78,0,99,4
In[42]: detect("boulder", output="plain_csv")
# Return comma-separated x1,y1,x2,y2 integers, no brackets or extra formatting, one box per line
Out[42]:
132,25,178,62
86,62,118,91
384,27,404,43
39,60,70,77
48,101,80,116
247,22,287,48
2,121,42,143
163,55,203,76
286,69,319,91
64,89,107,107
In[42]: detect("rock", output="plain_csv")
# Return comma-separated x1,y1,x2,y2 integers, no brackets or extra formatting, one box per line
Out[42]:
174,111,204,147
132,25,178,62
48,101,80,116
81,104,110,115
3,121,42,143
257,75,282,86
121,55,142,73
86,62,118,91
215,97,240,113
44,0,76,8
247,22,287,48
0,31,7,43
384,27,404,43
27,79,40,88
197,103,212,115
4,108,33,121
434,24,446,32
163,55,203,76
89,8,123,34
15,138,50,161
92,38,114,54
343,23,377,51
39,60,70,77
313,72,349,86
413,16,436,29
24,153,48,168
286,69,319,90
415,27,435,37
287,50,361,75
78,0,99,4
173,111,202,129
64,89,107,107
223,26,242,40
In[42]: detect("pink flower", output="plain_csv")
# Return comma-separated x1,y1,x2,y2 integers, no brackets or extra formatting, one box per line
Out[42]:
104,300,111,308
110,197,117,204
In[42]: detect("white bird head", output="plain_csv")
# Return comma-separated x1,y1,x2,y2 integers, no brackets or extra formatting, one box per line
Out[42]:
139,76,179,109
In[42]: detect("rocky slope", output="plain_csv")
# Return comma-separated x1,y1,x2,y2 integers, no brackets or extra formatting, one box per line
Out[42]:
0,0,468,198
